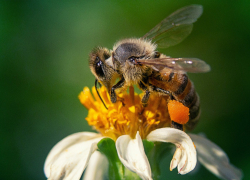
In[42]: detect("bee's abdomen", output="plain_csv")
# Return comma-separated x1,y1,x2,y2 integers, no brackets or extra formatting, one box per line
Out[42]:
171,73,200,130
149,69,200,130
185,94,200,131
151,71,200,130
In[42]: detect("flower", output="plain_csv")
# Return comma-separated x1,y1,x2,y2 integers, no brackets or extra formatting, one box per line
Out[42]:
44,86,242,180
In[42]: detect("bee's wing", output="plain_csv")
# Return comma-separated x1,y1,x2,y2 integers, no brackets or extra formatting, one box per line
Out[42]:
142,5,203,48
137,58,210,73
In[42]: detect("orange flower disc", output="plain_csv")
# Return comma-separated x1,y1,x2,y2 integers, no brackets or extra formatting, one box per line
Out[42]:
168,100,189,124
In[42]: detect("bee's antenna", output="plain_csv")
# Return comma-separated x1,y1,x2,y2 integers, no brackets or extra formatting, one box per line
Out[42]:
95,79,108,109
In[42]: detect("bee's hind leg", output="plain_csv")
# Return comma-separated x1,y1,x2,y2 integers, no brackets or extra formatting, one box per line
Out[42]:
147,84,184,131
149,84,171,96
171,121,183,131
140,82,173,107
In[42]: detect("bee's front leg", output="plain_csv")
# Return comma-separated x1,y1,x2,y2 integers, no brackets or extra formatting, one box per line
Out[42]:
110,77,125,103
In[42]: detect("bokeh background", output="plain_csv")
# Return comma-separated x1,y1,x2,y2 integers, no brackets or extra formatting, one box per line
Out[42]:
1,0,250,179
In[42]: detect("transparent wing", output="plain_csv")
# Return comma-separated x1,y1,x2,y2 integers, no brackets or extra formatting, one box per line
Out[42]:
142,5,203,48
137,58,210,73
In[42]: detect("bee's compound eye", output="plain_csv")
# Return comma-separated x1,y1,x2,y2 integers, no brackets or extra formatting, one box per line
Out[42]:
95,56,105,77
96,57,102,66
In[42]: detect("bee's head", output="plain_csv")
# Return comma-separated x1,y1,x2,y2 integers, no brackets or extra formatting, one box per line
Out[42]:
89,47,118,92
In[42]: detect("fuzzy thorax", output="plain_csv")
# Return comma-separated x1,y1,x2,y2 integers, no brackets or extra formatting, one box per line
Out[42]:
113,38,156,85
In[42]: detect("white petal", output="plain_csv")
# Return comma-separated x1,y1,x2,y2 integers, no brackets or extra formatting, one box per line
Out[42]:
116,132,152,180
170,147,182,171
177,148,188,173
189,134,243,180
44,132,103,180
147,128,197,174
83,151,108,180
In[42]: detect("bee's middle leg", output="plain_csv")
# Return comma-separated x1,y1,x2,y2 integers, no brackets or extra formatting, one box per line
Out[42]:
139,81,150,107
141,90,150,107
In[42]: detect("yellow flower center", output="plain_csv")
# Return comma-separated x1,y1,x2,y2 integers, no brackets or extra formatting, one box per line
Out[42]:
79,86,181,140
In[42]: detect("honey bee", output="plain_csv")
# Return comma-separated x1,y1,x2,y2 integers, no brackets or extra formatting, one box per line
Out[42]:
89,5,210,130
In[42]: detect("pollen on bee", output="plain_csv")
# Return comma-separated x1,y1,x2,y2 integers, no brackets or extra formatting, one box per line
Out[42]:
168,100,189,124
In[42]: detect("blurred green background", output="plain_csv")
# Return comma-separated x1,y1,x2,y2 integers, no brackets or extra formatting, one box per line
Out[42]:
1,0,249,179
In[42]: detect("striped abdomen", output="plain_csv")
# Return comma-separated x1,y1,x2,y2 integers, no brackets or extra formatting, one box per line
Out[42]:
149,70,200,130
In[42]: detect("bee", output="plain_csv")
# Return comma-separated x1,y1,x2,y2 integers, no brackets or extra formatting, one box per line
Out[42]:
89,5,210,131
